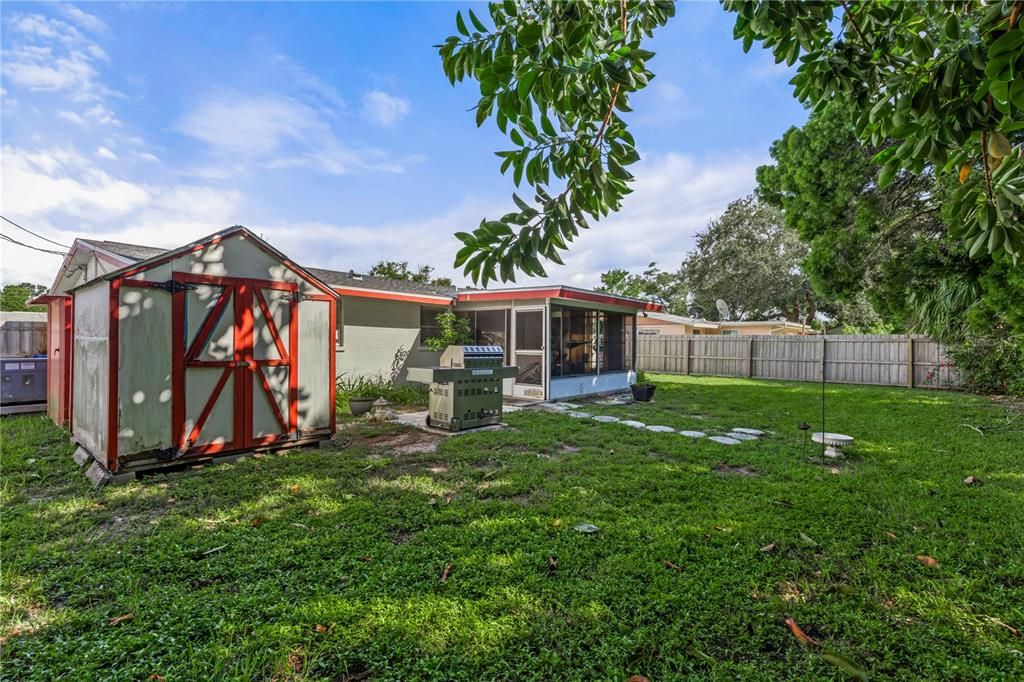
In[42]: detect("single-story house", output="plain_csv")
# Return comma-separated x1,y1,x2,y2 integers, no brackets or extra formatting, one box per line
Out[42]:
33,230,661,430
636,311,817,337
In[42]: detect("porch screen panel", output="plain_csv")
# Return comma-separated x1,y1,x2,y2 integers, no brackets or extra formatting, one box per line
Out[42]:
550,306,597,377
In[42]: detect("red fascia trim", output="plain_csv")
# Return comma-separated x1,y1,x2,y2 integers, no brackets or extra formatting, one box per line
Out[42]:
65,296,74,428
29,294,68,305
334,287,454,306
328,295,337,434
107,278,121,472
456,288,662,311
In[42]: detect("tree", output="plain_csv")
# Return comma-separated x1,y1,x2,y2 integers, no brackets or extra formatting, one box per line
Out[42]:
595,262,687,314
0,283,46,312
439,2,1022,284
368,261,454,288
679,196,816,323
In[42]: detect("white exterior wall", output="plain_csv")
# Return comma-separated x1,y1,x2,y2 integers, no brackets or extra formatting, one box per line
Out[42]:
550,371,636,400
72,280,110,463
298,298,332,432
336,297,442,384
117,285,173,456
169,233,321,296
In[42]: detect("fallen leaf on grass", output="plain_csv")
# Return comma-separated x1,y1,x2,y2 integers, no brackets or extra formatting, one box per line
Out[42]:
289,484,301,494
203,545,227,556
963,476,981,486
820,649,869,681
357,556,373,563
760,543,777,553
250,517,266,527
915,554,939,567
784,617,819,648
714,526,733,533
551,518,562,529
147,675,165,681
441,563,454,582
626,676,650,682
314,624,328,633
663,560,684,573
988,617,1021,638
799,532,818,547
771,499,795,508
884,531,897,540
574,523,600,534
547,556,558,575
291,523,309,530
108,613,134,626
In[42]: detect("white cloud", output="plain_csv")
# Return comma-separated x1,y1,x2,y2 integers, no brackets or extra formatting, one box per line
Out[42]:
1,10,118,111
1,144,242,285
272,53,345,112
360,90,411,127
96,146,117,160
58,5,109,34
58,110,87,125
135,152,161,163
177,92,411,175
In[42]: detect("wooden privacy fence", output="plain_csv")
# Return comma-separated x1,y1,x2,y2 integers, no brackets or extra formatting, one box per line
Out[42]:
637,334,961,390
0,319,47,357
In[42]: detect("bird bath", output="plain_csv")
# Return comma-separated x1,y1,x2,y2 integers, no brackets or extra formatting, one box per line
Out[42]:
811,432,854,458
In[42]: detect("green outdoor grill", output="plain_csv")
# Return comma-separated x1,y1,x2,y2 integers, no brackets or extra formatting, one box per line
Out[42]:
407,345,517,432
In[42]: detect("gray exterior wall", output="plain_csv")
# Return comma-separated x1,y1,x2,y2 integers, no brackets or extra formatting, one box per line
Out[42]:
336,297,444,384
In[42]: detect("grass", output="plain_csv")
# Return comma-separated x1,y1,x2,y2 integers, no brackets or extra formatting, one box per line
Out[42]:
2,374,1023,681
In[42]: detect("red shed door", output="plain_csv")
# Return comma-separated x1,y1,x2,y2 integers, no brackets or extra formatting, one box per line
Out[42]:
173,276,297,457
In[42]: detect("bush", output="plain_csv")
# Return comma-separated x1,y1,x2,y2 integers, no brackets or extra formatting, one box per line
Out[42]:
335,374,428,411
946,334,1024,397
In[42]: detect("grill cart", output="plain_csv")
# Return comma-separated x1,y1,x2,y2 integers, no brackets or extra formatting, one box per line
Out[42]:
407,345,517,432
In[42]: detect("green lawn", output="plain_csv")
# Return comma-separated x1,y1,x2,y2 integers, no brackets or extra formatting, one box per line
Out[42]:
3,375,1023,681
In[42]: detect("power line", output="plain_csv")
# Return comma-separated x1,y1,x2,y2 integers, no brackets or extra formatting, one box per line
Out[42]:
1,215,70,248
0,233,67,257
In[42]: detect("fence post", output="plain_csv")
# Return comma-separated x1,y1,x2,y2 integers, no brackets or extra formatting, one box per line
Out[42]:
907,335,914,388
684,336,690,375
747,336,754,377
820,335,826,382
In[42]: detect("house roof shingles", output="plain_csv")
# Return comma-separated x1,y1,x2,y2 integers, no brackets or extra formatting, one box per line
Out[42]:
80,239,169,262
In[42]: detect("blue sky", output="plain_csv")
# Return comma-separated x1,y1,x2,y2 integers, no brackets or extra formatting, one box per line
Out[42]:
1,1,807,288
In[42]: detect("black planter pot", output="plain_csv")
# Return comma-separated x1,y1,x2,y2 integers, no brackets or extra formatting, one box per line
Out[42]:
349,397,375,416
630,383,656,402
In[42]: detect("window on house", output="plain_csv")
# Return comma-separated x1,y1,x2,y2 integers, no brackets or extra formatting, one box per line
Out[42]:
419,306,444,346
335,299,344,348
458,309,512,362
721,329,738,336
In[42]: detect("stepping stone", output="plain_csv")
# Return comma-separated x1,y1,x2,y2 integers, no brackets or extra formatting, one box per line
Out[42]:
593,415,620,423
729,432,759,441
709,436,742,445
543,403,568,411
554,402,582,409
678,430,706,438
645,425,675,433
732,428,765,436
568,411,592,419
620,420,646,428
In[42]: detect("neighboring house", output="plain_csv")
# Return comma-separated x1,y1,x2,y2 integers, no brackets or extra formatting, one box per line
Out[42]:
637,311,816,336
33,232,659,421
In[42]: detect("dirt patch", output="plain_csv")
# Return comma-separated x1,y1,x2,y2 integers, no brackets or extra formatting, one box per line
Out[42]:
358,430,443,456
713,462,760,477
390,528,419,544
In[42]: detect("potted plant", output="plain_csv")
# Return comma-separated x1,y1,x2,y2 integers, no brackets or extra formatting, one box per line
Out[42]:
423,309,474,352
348,396,376,416
337,375,381,416
630,370,656,402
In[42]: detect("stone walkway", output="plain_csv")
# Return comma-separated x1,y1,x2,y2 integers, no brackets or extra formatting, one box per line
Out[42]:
549,404,767,446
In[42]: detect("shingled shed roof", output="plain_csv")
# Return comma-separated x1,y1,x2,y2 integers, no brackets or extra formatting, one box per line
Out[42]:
71,236,456,301
79,239,168,262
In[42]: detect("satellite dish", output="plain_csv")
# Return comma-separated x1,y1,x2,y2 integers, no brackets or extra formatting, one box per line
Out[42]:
688,305,705,320
715,299,731,321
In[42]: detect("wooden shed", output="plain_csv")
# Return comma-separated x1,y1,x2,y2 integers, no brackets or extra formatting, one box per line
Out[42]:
69,226,337,479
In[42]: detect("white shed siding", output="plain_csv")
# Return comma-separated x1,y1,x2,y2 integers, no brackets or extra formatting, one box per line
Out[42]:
336,297,443,383
169,233,321,295
117,285,173,456
72,280,110,462
298,298,332,431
